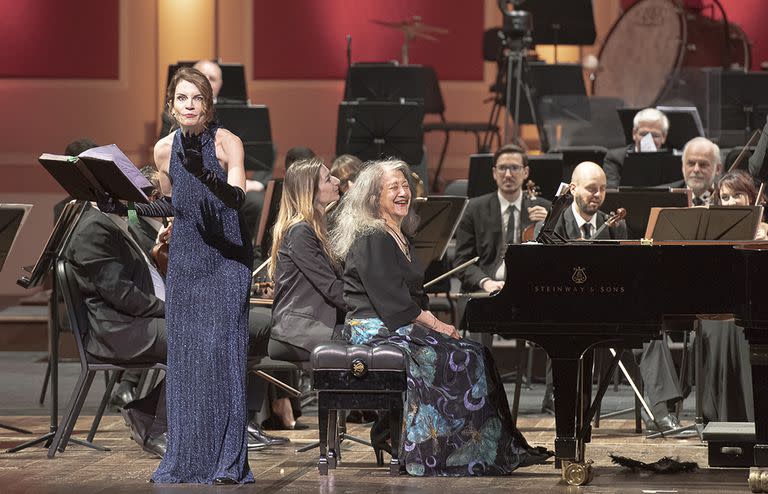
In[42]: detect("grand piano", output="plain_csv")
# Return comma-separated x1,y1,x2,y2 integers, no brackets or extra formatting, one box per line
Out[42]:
464,240,768,488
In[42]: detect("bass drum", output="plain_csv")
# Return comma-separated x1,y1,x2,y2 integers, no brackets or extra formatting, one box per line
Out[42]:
593,0,750,108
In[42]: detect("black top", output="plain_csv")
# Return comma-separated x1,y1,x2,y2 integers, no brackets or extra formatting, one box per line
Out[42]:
271,222,347,351
343,229,428,331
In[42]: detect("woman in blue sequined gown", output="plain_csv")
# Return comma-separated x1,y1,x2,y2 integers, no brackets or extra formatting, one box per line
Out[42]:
149,67,253,484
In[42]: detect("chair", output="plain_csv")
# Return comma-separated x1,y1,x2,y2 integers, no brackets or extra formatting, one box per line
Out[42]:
422,66,501,190
48,259,168,458
311,342,407,475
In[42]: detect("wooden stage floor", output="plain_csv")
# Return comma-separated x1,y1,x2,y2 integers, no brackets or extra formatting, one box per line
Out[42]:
0,414,753,493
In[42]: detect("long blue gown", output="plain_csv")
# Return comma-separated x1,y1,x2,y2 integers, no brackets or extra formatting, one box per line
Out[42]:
152,125,254,484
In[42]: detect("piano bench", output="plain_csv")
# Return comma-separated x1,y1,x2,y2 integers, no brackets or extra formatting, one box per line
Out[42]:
311,342,407,476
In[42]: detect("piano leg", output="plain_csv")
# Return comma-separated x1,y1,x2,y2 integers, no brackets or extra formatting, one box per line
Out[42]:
551,356,594,486
745,330,768,493
578,351,595,447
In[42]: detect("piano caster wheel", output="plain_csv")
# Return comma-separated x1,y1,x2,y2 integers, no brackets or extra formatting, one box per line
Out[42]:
562,460,594,486
749,467,768,493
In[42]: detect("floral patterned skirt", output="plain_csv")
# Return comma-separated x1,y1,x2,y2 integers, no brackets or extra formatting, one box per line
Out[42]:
344,318,547,476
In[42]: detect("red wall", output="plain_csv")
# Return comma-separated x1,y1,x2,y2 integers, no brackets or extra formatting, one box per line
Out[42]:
620,0,768,70
251,0,484,80
0,0,119,79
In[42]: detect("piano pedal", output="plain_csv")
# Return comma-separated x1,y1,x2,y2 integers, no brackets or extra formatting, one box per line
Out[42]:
561,459,594,486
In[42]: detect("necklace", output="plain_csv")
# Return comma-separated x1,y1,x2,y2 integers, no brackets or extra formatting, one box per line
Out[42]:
385,224,411,261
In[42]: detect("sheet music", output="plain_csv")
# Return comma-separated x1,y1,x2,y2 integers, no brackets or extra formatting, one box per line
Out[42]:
79,144,153,192
639,132,657,152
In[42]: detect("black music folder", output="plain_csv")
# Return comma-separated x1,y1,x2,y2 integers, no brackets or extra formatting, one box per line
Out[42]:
602,188,691,239
0,204,33,272
411,196,468,268
39,144,153,203
620,151,683,187
645,205,763,241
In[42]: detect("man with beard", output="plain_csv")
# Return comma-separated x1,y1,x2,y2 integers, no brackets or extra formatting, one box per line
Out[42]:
455,143,551,294
454,143,553,412
553,162,688,435
672,137,722,205
553,161,627,240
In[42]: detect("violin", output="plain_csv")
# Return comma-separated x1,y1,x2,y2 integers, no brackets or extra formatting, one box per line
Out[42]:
590,207,627,239
150,219,172,277
151,241,169,277
521,181,541,242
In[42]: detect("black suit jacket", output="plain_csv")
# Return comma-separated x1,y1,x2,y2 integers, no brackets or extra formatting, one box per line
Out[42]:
271,222,347,352
553,206,628,240
602,145,632,189
63,205,165,361
454,191,552,291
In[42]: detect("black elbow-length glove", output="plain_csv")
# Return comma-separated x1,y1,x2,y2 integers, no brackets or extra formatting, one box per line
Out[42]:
180,132,246,210
96,192,174,217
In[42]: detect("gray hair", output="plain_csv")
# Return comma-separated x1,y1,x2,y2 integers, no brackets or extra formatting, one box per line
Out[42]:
682,136,721,166
329,159,419,261
633,108,669,134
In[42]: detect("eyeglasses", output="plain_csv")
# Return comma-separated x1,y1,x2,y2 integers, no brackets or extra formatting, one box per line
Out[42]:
494,165,526,174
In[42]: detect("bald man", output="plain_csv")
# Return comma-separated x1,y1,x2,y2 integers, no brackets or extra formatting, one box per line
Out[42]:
193,60,223,101
552,162,688,435
552,162,627,240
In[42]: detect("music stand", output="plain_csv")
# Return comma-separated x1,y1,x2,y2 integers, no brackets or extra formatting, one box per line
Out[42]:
344,64,426,102
168,62,248,104
336,101,424,166
467,152,564,201
7,201,106,453
517,0,596,48
255,179,283,261
602,188,691,239
216,105,275,183
618,107,705,150
620,152,683,187
553,146,608,183
645,205,762,241
0,204,34,434
411,196,468,268
721,71,768,139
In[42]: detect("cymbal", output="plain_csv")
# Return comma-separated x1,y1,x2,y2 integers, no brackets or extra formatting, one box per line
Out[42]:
371,15,448,40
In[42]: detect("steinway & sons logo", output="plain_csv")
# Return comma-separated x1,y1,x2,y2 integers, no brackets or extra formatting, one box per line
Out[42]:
531,266,625,295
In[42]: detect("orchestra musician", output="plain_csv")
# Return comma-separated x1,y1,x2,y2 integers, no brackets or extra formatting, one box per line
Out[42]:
670,137,723,205
454,144,552,295
267,158,346,429
552,161,627,240
694,170,766,423
454,143,553,412
603,108,669,188
330,159,552,476
553,162,687,434
330,154,363,195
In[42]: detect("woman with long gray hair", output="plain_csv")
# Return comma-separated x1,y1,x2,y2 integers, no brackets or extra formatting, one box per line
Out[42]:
330,159,552,476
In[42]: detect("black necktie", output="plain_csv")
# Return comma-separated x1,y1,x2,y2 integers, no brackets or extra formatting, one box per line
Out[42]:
506,205,517,244
582,223,592,239
693,196,704,206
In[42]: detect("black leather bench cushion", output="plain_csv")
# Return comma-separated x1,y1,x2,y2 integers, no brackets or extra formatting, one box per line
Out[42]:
311,342,406,371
